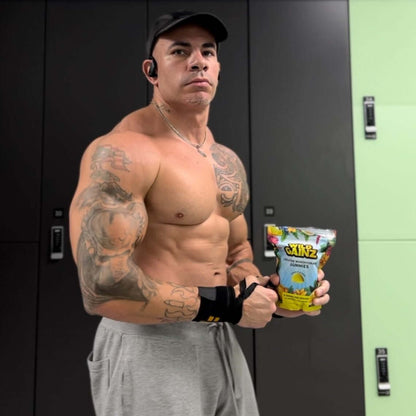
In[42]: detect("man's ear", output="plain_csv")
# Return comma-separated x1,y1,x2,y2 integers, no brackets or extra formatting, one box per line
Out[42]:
142,59,158,85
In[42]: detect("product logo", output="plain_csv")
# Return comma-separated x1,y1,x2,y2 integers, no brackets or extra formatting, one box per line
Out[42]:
284,243,317,259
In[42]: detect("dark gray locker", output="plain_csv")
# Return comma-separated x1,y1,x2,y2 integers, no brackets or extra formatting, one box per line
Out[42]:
0,2,44,415
0,1,44,241
36,2,147,415
0,243,38,415
249,1,365,415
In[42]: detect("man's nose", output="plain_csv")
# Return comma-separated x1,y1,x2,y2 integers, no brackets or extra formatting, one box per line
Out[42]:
189,51,208,72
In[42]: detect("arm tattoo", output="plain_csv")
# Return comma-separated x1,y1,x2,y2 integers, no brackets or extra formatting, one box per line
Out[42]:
161,285,199,323
76,145,157,312
210,143,249,213
226,258,253,273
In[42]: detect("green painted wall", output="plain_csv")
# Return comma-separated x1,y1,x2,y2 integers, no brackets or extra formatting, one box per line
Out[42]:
349,1,416,415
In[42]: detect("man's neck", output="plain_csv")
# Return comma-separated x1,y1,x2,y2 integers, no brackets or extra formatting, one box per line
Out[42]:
151,99,210,145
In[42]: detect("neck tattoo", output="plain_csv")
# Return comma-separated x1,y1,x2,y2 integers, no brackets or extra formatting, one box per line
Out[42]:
152,101,207,157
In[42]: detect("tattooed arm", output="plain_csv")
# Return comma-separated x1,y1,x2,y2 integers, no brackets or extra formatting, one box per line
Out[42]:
226,215,262,286
211,143,262,285
69,137,200,324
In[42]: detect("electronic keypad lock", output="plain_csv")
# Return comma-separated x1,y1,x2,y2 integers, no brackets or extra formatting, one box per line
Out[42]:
375,347,390,396
363,96,377,139
50,225,64,260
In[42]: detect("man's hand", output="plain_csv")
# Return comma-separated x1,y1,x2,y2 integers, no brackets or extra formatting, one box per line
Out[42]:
270,269,331,318
235,275,278,328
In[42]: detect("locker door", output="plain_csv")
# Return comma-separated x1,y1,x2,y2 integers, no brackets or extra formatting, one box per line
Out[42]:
0,0,44,242
0,1,45,415
36,2,147,415
249,1,365,415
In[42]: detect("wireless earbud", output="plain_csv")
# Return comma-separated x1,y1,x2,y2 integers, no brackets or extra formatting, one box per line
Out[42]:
148,57,158,78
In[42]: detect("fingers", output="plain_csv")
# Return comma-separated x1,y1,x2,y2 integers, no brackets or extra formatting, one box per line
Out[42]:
244,274,271,287
269,273,280,287
312,293,330,307
257,276,278,304
304,309,321,317
274,306,304,318
313,278,330,303
238,275,277,301
239,272,331,325
237,276,278,329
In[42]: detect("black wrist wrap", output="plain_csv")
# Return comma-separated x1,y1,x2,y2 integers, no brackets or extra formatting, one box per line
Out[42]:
193,279,258,324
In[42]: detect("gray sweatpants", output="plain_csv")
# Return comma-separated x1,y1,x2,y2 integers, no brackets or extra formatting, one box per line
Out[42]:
87,318,259,416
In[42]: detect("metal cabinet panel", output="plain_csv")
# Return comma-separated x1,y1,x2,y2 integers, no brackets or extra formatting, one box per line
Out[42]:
0,243,38,415
249,1,365,415
36,2,147,415
0,1,44,242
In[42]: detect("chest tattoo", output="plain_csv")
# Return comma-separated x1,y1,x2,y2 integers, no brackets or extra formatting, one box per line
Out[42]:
211,143,249,213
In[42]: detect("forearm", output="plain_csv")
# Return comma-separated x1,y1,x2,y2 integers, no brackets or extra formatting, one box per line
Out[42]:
77,239,200,323
92,280,201,324
226,240,261,285
78,237,275,327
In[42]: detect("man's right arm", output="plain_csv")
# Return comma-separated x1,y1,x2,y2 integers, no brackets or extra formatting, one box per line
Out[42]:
69,136,202,324
69,136,276,326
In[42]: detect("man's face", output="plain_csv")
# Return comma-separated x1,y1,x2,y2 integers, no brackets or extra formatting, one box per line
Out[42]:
152,24,221,107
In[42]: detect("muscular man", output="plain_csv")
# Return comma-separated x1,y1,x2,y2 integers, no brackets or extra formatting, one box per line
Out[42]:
69,11,330,416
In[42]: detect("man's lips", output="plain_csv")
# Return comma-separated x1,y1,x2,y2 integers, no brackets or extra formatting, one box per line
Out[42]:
185,78,211,86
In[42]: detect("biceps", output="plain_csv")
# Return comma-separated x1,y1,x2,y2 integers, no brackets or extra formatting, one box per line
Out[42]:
82,202,147,254
72,183,150,306
76,189,147,274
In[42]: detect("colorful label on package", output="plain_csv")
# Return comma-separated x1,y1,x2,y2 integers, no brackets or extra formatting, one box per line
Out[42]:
267,225,336,311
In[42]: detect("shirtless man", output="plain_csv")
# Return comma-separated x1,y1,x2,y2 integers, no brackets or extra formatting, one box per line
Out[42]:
69,11,330,416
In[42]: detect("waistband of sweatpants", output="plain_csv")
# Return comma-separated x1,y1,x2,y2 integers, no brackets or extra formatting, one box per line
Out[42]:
99,317,233,344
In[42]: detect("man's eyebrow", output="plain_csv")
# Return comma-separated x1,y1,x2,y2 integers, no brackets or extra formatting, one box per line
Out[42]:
202,42,216,49
167,41,217,50
168,41,190,49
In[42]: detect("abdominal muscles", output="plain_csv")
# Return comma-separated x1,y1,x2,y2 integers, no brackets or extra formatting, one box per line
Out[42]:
133,214,230,287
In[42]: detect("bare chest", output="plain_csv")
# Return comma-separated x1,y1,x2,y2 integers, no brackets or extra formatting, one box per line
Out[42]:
146,143,249,225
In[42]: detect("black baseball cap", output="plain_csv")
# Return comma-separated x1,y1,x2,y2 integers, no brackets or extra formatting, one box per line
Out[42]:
146,10,228,57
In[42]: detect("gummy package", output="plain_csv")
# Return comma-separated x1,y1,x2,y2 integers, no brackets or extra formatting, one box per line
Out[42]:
267,225,336,312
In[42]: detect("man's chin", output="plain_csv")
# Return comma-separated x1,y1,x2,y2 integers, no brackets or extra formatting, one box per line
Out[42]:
185,93,215,107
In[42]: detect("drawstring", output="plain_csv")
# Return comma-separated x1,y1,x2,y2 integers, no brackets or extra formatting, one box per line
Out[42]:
208,323,240,413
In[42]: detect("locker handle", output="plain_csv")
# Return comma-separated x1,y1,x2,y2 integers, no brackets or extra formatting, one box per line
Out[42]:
50,225,64,260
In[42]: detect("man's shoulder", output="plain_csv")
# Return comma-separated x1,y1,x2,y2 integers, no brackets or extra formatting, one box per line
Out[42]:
81,117,161,180
85,130,160,162
210,141,243,163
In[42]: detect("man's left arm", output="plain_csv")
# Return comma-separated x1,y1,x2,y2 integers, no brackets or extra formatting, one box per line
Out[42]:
226,214,262,285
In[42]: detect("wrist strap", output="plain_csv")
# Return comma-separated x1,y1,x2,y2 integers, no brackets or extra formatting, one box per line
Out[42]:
193,279,258,324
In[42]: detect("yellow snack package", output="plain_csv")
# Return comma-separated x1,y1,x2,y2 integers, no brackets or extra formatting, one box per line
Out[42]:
267,225,336,311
